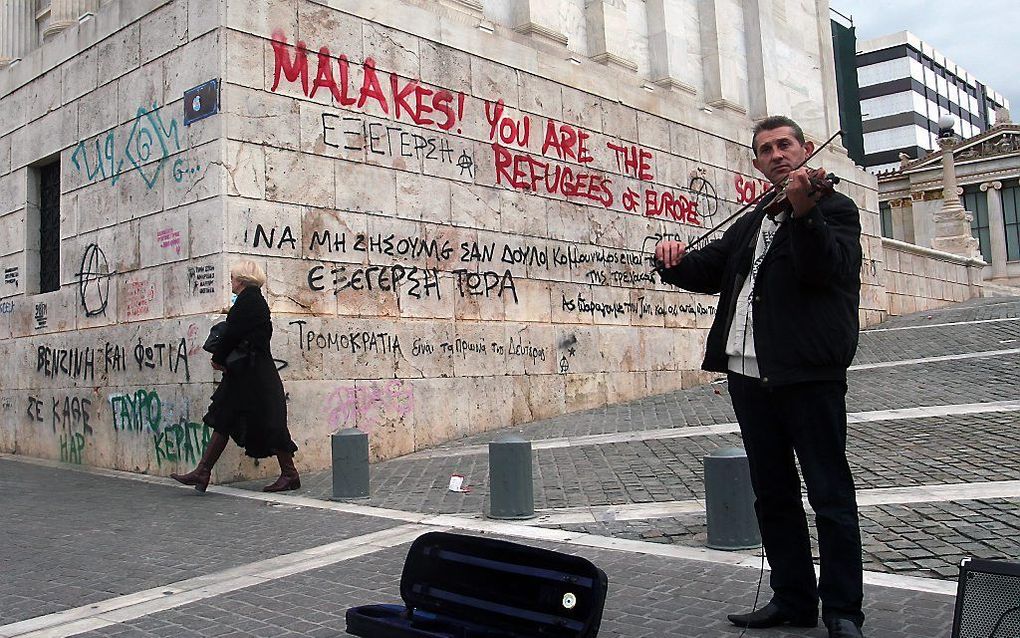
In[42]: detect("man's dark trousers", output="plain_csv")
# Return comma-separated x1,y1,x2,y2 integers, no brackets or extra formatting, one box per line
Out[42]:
728,373,864,627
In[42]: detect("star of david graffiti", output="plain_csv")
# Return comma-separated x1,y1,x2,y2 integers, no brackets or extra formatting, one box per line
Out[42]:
70,103,189,190
125,104,183,189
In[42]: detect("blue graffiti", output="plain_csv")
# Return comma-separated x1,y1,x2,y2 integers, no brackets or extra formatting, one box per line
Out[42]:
71,103,199,189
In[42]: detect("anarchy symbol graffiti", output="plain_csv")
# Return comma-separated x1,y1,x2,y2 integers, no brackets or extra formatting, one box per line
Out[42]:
77,244,113,317
688,172,719,224
457,151,475,178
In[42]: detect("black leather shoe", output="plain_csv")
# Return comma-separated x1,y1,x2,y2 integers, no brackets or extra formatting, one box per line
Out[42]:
827,618,864,638
727,602,818,628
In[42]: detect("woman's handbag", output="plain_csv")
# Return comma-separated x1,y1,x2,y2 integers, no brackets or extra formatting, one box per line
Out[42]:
202,321,227,353
203,321,253,371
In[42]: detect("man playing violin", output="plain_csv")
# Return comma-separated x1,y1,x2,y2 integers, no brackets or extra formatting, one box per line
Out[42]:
655,116,865,638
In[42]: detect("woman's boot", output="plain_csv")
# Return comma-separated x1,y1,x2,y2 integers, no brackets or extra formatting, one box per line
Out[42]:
263,452,301,492
170,431,228,493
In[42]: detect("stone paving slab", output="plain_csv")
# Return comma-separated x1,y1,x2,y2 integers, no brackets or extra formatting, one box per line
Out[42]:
8,297,1019,637
233,411,1020,515
866,297,1020,328
394,296,1020,448
553,497,1020,583
854,318,1020,364
74,532,956,638
0,459,399,626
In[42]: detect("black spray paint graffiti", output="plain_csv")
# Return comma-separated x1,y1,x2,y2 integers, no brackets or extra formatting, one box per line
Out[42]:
187,264,216,294
430,336,546,363
561,293,716,321
321,113,474,174
290,320,403,355
308,263,443,300
36,338,189,382
27,394,93,465
33,303,47,330
77,244,112,317
688,169,719,224
4,266,18,287
132,338,191,381
27,395,93,435
557,334,578,374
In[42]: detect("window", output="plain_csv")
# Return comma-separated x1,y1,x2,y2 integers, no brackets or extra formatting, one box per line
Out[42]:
879,201,894,238
27,160,61,294
962,185,991,262
1003,180,1020,261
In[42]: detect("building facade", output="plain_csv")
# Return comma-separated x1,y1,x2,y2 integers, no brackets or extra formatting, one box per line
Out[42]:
0,0,943,481
853,31,1009,174
879,116,1020,285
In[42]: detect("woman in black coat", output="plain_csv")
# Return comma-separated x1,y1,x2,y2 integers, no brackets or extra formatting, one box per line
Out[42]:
171,260,299,493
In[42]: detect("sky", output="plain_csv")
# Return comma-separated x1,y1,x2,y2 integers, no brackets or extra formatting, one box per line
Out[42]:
830,0,1018,115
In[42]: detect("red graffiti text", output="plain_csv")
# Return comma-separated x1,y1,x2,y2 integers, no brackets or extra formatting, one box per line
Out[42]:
270,33,466,133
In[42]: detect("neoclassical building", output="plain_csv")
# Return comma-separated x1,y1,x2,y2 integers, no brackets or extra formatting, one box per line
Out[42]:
1,1,113,67
879,112,1020,286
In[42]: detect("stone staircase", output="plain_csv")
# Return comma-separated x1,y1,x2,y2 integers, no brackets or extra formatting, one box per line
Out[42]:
982,280,1020,297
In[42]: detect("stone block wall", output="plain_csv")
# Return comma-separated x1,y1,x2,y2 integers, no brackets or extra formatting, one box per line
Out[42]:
881,238,984,317
1,0,896,481
0,0,229,475
217,0,882,472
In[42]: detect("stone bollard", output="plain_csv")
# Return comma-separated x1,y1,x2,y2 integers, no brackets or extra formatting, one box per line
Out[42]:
331,428,369,500
487,434,535,519
704,447,761,550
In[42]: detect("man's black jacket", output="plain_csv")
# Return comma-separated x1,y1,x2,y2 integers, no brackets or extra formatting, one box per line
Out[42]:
659,191,862,386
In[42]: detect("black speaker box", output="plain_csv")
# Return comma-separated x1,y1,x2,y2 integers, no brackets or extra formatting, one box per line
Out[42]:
953,558,1020,638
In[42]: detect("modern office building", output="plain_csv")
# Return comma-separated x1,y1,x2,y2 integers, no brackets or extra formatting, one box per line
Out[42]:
852,31,1009,173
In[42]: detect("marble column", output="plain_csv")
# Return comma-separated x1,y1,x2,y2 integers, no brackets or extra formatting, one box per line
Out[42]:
512,0,568,47
981,181,1008,279
0,0,38,68
645,0,695,93
890,198,912,243
698,0,747,113
931,137,981,259
741,0,776,119
585,0,636,72
45,0,98,39
814,0,841,137
437,0,483,20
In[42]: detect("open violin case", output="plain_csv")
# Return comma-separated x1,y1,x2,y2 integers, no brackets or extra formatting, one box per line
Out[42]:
345,531,608,638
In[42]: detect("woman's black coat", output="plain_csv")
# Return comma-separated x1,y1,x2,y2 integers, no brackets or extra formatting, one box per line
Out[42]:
204,285,295,458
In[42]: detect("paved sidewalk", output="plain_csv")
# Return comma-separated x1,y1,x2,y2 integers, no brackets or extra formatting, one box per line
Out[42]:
3,295,1019,637
233,297,1020,584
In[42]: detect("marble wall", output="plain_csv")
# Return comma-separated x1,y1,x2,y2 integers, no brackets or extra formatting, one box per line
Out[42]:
0,0,895,480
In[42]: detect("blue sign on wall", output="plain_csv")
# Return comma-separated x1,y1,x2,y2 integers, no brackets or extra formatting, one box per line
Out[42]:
184,79,220,125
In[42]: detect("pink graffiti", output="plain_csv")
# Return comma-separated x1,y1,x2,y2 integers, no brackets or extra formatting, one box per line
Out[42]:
324,380,414,432
157,228,182,255
186,323,203,356
125,280,156,318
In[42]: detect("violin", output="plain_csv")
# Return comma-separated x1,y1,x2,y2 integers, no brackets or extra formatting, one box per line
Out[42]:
761,167,841,220
652,129,845,270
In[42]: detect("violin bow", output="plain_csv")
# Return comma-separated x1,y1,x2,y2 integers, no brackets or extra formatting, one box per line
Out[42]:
681,129,844,253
